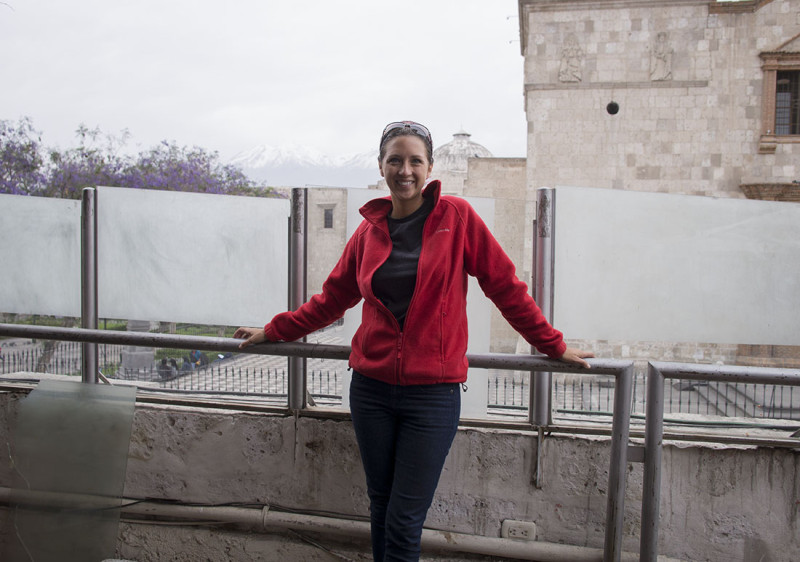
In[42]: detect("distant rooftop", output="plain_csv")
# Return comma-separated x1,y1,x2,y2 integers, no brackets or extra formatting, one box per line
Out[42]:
433,130,493,173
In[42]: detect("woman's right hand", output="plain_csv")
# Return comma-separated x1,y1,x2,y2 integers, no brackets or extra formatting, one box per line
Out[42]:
558,347,594,369
233,327,267,349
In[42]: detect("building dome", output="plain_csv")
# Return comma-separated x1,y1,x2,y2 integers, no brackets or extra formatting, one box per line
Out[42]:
433,130,493,173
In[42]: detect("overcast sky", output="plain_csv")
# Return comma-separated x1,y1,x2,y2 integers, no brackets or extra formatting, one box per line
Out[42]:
1,0,527,161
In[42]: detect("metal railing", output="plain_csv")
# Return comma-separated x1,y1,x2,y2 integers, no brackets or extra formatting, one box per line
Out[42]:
0,322,634,562
5,337,799,422
640,361,800,562
4,323,800,561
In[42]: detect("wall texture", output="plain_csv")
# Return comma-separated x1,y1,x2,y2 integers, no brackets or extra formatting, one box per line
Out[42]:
306,188,348,298
1,390,798,561
463,157,529,353
519,0,800,198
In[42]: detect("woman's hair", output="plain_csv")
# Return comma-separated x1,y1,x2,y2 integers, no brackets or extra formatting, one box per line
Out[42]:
379,121,434,165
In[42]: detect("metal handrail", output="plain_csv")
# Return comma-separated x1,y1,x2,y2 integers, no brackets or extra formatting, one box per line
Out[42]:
640,361,800,562
0,322,634,562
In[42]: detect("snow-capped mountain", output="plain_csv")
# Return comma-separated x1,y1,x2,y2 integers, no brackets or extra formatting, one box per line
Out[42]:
229,144,381,188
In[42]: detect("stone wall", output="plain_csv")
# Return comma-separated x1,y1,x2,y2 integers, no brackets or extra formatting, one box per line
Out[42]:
518,0,800,367
519,0,800,198
306,188,348,298
1,389,798,561
464,158,530,353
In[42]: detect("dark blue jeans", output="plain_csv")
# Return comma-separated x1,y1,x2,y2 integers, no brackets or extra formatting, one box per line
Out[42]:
349,371,461,562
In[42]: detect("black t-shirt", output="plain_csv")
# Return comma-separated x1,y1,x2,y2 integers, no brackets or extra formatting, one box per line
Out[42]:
372,196,434,330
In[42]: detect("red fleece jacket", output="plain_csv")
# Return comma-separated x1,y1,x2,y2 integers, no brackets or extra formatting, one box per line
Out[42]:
264,181,566,385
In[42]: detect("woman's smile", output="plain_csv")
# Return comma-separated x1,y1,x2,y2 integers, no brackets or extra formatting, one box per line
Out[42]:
378,135,433,218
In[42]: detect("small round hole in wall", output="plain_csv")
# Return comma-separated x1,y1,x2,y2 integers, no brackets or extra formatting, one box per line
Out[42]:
606,102,620,115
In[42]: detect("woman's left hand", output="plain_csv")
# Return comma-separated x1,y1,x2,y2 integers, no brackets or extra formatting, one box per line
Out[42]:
559,347,595,369
233,326,267,349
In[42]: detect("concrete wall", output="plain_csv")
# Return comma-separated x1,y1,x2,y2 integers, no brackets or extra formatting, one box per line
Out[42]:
519,0,800,198
1,389,798,561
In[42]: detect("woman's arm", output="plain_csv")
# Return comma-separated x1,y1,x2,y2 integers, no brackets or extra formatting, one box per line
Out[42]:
462,202,593,366
234,227,364,347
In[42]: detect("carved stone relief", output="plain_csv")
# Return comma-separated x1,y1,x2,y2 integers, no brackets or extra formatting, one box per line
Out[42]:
650,31,673,81
559,34,584,82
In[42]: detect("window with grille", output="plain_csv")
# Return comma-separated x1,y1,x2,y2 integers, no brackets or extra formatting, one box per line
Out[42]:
323,208,334,229
758,51,800,153
775,71,800,135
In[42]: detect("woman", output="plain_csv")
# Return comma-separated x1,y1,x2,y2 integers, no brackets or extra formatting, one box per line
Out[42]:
234,120,593,561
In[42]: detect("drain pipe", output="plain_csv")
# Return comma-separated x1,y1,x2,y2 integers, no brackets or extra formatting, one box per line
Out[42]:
0,487,639,561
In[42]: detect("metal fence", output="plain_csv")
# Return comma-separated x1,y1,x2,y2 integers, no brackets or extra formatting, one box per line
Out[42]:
3,323,800,562
4,333,800,421
0,322,635,562
639,361,800,562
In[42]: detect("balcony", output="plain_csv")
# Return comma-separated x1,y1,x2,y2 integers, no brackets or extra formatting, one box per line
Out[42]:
1,186,798,561
0,323,798,561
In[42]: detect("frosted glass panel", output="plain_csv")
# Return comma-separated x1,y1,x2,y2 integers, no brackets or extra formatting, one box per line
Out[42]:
552,186,800,345
97,187,289,326
8,380,136,561
0,194,81,316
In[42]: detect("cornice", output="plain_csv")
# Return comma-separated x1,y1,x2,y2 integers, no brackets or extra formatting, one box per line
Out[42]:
520,0,709,14
519,0,712,54
760,52,800,59
525,80,709,91
518,0,777,53
708,0,775,14
760,48,800,69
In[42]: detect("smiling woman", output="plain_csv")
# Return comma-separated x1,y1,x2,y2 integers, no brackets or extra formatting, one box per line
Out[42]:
234,120,593,561
377,122,434,218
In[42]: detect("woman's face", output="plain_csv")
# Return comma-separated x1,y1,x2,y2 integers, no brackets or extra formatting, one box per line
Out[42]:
378,135,433,216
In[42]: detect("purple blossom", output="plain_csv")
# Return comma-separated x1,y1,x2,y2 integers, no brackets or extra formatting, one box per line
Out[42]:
0,117,47,195
1,118,274,199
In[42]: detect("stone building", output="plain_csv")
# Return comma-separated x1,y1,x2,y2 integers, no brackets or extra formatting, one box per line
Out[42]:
518,0,800,200
432,130,494,195
461,157,531,352
306,188,349,299
517,0,800,366
434,132,531,352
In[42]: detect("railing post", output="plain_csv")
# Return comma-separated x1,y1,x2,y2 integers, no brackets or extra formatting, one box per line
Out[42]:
532,188,556,426
603,363,633,562
81,187,98,383
288,188,307,410
640,362,665,562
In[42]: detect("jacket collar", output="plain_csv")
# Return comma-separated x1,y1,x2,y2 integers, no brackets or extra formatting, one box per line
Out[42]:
359,180,442,226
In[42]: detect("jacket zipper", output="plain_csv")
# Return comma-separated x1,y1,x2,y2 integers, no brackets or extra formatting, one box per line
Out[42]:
394,205,437,383
400,211,434,341
373,224,404,383
371,197,438,385
395,332,403,384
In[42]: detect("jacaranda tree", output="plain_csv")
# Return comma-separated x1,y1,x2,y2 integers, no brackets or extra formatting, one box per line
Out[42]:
44,124,130,199
0,117,47,196
0,118,272,198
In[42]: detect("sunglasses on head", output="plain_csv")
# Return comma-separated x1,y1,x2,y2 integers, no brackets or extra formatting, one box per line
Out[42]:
381,121,432,145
